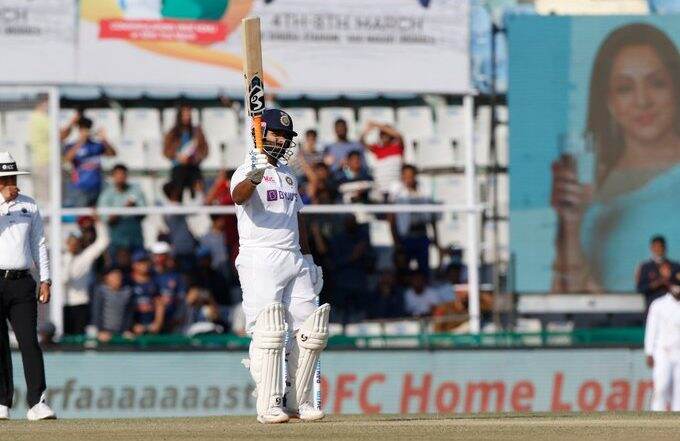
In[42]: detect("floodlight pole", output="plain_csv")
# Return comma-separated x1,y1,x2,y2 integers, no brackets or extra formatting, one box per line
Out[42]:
48,87,64,337
464,94,481,334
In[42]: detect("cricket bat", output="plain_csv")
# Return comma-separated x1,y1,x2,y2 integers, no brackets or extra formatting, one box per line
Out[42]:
242,17,266,153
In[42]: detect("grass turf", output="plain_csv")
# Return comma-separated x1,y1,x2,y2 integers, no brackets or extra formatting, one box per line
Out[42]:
1,412,678,441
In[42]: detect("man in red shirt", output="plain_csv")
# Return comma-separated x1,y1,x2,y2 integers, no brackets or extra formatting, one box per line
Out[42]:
360,121,404,201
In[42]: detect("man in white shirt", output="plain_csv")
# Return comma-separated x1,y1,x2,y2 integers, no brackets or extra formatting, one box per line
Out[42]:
0,151,55,420
645,278,680,411
404,270,441,316
62,219,109,335
231,109,329,424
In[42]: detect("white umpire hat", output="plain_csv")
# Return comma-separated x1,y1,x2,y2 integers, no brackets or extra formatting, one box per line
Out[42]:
0,151,30,177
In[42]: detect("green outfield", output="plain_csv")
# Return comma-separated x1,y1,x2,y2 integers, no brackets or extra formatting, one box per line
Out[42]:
1,413,678,441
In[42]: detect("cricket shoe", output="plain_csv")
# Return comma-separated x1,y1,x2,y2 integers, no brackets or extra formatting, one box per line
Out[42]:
286,402,325,422
26,394,56,421
257,407,289,424
0,404,8,419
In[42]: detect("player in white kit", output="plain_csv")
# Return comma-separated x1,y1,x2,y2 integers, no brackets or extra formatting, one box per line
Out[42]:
231,109,329,424
644,275,680,411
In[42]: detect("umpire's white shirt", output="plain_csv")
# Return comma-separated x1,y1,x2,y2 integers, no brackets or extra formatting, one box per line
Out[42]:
0,194,50,281
230,163,303,251
645,293,680,360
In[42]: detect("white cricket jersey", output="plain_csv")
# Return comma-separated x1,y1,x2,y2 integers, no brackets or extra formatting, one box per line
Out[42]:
645,293,680,360
0,194,50,281
230,163,303,251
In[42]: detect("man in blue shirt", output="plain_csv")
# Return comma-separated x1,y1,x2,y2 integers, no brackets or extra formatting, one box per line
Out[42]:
63,117,116,207
129,251,163,335
323,118,365,171
150,242,187,332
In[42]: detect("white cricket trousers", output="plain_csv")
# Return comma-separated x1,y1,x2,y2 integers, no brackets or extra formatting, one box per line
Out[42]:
651,354,680,411
236,247,317,334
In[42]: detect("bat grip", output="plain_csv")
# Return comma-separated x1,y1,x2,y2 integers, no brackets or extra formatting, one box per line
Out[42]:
253,115,264,153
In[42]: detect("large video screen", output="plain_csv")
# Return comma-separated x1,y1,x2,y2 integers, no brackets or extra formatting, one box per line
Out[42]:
509,16,680,292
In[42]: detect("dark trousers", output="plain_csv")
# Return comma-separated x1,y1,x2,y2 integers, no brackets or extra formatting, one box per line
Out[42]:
63,304,90,335
0,276,46,408
171,164,203,199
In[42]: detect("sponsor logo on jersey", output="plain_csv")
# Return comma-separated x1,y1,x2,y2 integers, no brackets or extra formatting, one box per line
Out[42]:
266,189,298,203
266,190,278,201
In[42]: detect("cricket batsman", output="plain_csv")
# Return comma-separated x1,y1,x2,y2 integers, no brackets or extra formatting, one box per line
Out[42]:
231,108,329,424
645,271,680,411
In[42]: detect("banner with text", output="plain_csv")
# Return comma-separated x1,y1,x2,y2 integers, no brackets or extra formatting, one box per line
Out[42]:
0,0,76,82
77,0,470,92
7,348,652,418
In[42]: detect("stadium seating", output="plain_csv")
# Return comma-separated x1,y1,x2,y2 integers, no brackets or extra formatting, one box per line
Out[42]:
3,110,32,167
344,322,383,337
122,108,162,170
201,107,241,170
357,106,396,134
414,136,460,170
318,107,356,144
475,105,491,166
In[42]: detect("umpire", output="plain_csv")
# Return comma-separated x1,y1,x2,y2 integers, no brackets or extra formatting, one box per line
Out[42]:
0,151,55,420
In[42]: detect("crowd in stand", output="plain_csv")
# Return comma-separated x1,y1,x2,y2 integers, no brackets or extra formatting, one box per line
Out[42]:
58,104,487,341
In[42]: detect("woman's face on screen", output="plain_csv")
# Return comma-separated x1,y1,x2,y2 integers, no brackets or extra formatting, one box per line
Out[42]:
607,45,676,145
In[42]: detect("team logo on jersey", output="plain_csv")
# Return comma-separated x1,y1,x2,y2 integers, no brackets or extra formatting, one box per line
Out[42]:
285,176,293,186
280,114,290,126
266,190,278,201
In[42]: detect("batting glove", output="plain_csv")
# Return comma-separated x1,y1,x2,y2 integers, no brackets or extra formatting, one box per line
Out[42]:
303,254,324,295
245,150,269,184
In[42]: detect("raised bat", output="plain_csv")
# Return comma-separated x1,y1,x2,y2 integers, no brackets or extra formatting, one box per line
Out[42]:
242,17,266,153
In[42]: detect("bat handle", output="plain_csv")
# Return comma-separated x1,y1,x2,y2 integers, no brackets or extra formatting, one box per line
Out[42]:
253,115,265,153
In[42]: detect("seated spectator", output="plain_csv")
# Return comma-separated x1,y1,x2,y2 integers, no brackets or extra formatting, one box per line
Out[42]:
151,241,187,333
360,121,404,200
62,219,110,335
334,150,373,203
200,215,230,280
90,266,133,343
98,163,146,255
178,286,224,336
308,162,339,203
189,246,231,308
161,181,197,271
292,129,323,178
205,169,239,268
636,235,680,310
163,104,208,199
388,164,442,276
323,118,365,171
367,270,406,320
63,116,117,207
404,271,441,317
129,251,164,335
327,215,375,323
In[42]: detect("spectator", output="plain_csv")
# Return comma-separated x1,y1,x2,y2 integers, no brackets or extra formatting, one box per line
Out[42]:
388,164,442,276
162,181,197,271
163,104,208,199
150,241,187,332
76,215,97,248
367,270,406,320
360,121,404,200
334,150,373,203
189,246,231,307
404,271,441,317
327,215,374,323
636,235,680,309
323,118,365,171
307,162,339,204
205,169,239,269
27,95,50,206
178,286,223,336
200,215,230,279
292,129,323,178
62,219,110,335
63,116,117,207
90,266,133,343
129,251,164,335
98,164,146,254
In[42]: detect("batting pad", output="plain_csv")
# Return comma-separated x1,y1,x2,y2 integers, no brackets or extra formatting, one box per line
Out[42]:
286,303,330,410
250,302,286,415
